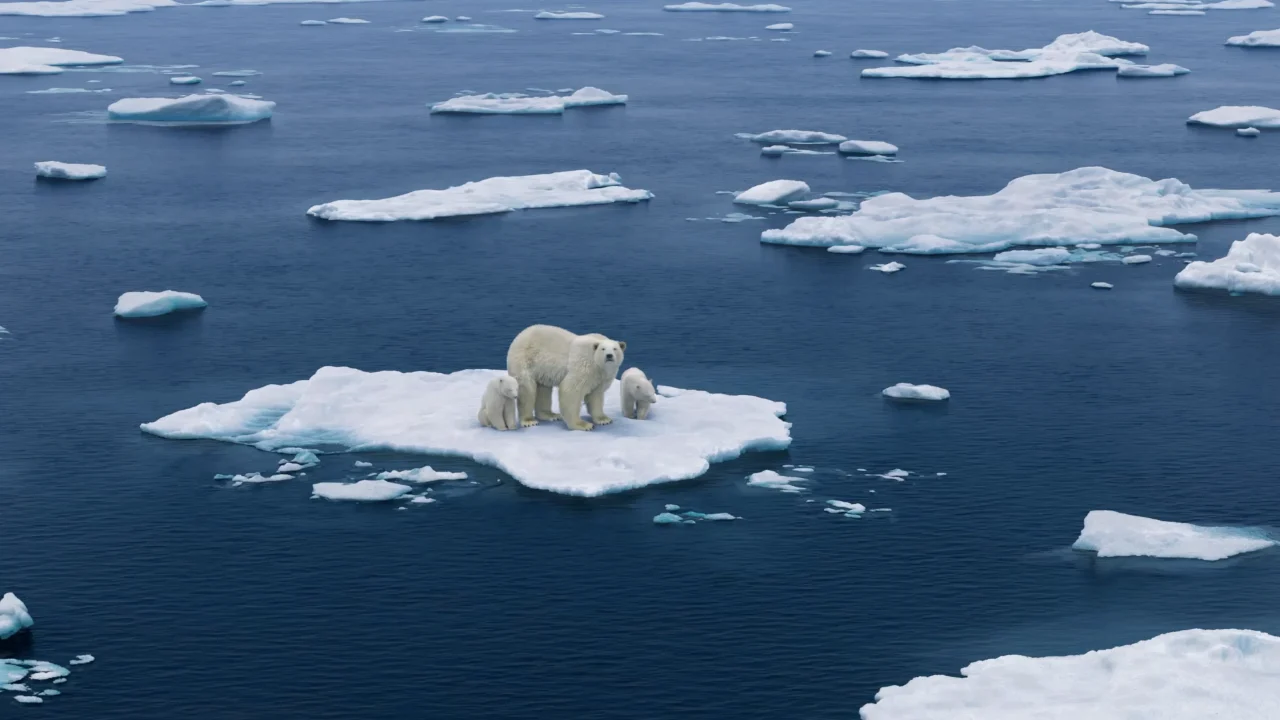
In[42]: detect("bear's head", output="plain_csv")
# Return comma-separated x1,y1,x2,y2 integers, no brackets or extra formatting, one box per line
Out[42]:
497,374,519,399
592,338,625,374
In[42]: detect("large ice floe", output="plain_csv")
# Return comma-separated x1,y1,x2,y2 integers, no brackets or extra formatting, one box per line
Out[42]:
140,367,791,496
0,593,33,640
1227,28,1280,46
430,87,625,114
1187,105,1280,129
34,161,105,180
861,31,1158,80
0,0,174,16
760,167,1280,253
859,628,1280,719
0,46,122,74
107,94,275,125
307,170,651,222
1071,509,1275,560
113,290,207,318
663,2,790,10
1175,233,1280,296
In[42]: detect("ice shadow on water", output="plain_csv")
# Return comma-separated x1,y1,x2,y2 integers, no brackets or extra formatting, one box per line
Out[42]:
881,396,951,417
1041,544,1279,578
112,308,206,331
0,630,34,656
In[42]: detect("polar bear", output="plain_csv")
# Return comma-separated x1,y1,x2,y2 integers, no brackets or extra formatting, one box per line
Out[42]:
620,368,656,420
478,374,519,431
506,324,625,431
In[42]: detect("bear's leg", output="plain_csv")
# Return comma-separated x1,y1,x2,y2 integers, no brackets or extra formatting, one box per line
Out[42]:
636,402,650,420
621,392,636,420
535,383,562,422
559,386,593,431
502,398,518,431
516,375,540,427
587,389,612,426
478,406,492,428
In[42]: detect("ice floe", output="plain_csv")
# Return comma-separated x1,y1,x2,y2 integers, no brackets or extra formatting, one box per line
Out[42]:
734,179,810,206
107,94,274,125
1117,63,1189,77
0,0,175,16
870,262,905,273
882,383,949,401
761,167,1280,252
863,31,1156,80
68,656,93,666
765,22,791,29
739,129,846,144
421,14,446,22
113,291,207,318
761,145,833,156
26,86,112,93
534,10,603,19
1188,105,1280,128
1072,509,1275,560
0,593,33,640
663,2,790,11
375,466,468,483
141,367,790,497
0,46,122,74
1175,233,1280,295
34,161,105,180
1122,254,1152,264
1227,28,1280,46
1238,127,1261,137
859,628,1280,719
1092,281,1114,289
307,170,651,222
850,48,888,58
168,75,200,84
789,198,839,211
212,69,258,77
430,86,625,114
312,479,412,502
655,508,739,524
299,19,325,24
839,139,897,155
825,499,866,517
747,470,808,492
827,245,866,254
814,49,831,56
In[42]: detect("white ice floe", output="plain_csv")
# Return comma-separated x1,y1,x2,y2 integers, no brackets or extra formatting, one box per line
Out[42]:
307,170,651,222
113,291,207,318
0,46,122,74
993,247,1072,265
1227,28,1280,46
761,167,1280,252
863,31,1151,80
860,628,1280,719
747,470,808,492
430,86,625,114
1091,281,1114,289
664,2,790,11
653,512,686,524
682,510,739,521
375,466,468,483
0,593,33,640
870,262,905,273
1117,63,1189,77
1238,127,1261,137
1175,233,1280,295
534,10,603,19
1188,105,1280,129
827,245,866,254
814,50,831,56
353,460,372,467
312,479,412,502
421,14,447,22
14,696,43,704
327,16,368,23
168,75,201,85
734,179,810,206
1149,7,1206,13
276,462,304,473
765,22,791,29
0,0,175,16
761,145,833,156
789,198,839,211
26,86,111,93
68,655,93,666
212,69,259,77
850,48,888,58
34,161,105,180
1072,509,1275,560
739,129,846,144
1122,254,1152,264
141,367,791,497
300,19,325,24
839,139,897,155
107,94,274,125
882,383,950,401
826,499,866,516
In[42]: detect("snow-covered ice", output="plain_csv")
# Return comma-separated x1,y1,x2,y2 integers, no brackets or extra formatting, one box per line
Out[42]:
870,262,905,273
312,479,411,502
863,31,1150,80
0,593,33,640
307,170,651,222
534,10,603,19
1227,28,1280,46
1188,105,1280,129
850,48,888,58
430,87,625,114
107,94,274,125
993,248,1072,265
1117,63,1189,77
421,14,446,22
300,19,325,24
113,290,206,318
663,2,790,11
859,628,1280,719
827,245,866,254
882,383,949,401
353,460,372,467
765,21,791,29
1122,254,1152,264
734,179,810,206
1072,510,1275,560
1238,127,1262,137
141,367,790,497
168,75,200,84
375,466,467,483
14,696,43,704
0,46,122,74
1175,233,1280,296
739,129,846,144
1091,281,1114,289
34,161,105,180
761,167,1280,252
0,0,176,16
839,139,897,155
326,16,367,23
813,50,831,56
747,470,808,493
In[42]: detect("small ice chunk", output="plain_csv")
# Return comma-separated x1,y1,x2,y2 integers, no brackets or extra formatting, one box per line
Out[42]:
878,469,910,480
375,465,467,483
1175,233,1280,296
168,75,201,84
741,129,846,144
870,262,905,273
850,48,888,58
664,504,681,511
421,15,448,23
312,479,412,502
827,499,866,514
211,69,259,77
353,460,373,468
68,655,94,665
1238,127,1261,137
814,49,831,56
108,94,275,125
276,462,304,473
838,139,897,155
38,689,60,696
827,245,866,254
734,179,810,206
1116,63,1189,78
534,11,603,19
882,383,950,401
747,470,808,493
0,593,34,640
663,2,791,11
26,662,69,681
34,161,105,180
760,145,833,156
113,291,206,318
1073,509,1276,560
456,15,471,21
408,495,437,504
1091,281,1114,289
327,17,368,23
300,19,326,25
289,450,319,465
1077,242,1102,250
1188,105,1280,129
765,22,792,29
14,696,43,704
700,512,739,521
992,247,1071,266
653,512,684,524
1122,254,1152,265
789,198,838,211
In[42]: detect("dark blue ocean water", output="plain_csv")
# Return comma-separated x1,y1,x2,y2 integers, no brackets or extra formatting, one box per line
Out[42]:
3,0,1280,716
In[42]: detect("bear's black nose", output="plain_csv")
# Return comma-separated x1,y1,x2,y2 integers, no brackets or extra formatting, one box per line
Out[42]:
605,354,615,361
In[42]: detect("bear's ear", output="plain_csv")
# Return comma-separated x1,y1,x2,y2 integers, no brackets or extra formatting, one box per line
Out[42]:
592,341,600,350
618,341,626,351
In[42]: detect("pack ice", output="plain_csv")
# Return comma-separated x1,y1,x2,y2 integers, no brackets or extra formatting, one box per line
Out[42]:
1072,509,1275,560
1187,105,1280,128
862,31,1155,80
760,167,1280,253
0,593,33,640
430,87,625,114
107,94,275,125
34,161,105,180
1175,233,1280,296
113,291,207,318
663,2,791,11
306,170,651,222
0,0,175,16
859,629,1280,719
1227,29,1280,46
140,367,791,497
0,46,122,74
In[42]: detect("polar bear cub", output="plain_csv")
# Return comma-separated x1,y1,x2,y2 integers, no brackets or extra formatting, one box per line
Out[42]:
620,368,656,420
506,324,625,431
478,374,519,431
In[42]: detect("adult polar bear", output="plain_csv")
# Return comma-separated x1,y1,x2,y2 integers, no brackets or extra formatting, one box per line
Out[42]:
506,324,625,431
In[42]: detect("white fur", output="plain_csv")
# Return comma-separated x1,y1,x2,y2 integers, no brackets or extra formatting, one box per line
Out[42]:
506,324,625,431
620,367,656,420
477,374,519,431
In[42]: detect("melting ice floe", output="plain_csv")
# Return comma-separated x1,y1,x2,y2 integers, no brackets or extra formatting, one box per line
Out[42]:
141,367,790,497
882,383,949,401
107,94,275,125
430,87,625,114
663,2,790,11
0,593,33,640
1175,233,1280,296
1227,28,1280,46
307,170,651,222
738,129,847,144
653,509,739,524
747,470,808,492
1072,510,1275,560
26,86,112,93
761,145,833,156
760,167,1280,253
375,466,468,483
861,31,1164,80
1188,105,1280,128
839,140,897,155
859,629,1280,719
113,291,206,318
850,48,888,58
1117,63,1189,77
734,179,809,206
34,161,105,180
312,479,412,502
534,10,603,19
0,46,122,74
